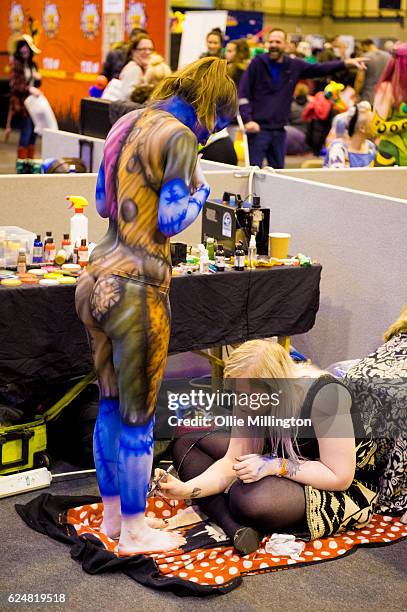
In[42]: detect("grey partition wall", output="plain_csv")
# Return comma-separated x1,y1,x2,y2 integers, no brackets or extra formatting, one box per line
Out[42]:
253,172,407,367
277,167,407,200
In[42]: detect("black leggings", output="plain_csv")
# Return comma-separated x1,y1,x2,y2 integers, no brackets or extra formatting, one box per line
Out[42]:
172,432,307,541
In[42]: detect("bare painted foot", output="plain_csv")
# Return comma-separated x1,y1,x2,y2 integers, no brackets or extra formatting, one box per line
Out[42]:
100,496,121,539
118,524,186,556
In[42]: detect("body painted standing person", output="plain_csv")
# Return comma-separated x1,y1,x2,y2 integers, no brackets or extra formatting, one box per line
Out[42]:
76,57,237,555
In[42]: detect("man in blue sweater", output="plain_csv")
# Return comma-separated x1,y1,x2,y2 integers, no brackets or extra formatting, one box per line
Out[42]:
239,29,366,168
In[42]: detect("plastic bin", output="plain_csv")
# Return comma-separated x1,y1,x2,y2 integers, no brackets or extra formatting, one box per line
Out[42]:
0,226,36,266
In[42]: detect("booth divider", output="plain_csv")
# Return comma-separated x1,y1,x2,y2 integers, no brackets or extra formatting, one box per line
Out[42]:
2,168,405,368
252,171,407,366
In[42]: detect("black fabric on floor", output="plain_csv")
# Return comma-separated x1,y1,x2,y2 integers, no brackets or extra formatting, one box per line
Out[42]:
15,494,240,597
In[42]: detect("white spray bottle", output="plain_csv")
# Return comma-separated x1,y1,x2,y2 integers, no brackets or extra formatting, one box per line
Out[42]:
66,195,89,249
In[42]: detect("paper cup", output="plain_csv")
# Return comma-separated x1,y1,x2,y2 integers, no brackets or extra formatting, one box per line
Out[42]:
269,233,291,259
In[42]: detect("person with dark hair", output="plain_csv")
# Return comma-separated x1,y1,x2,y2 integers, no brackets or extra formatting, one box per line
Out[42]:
239,28,366,168
119,34,155,100
5,35,42,166
324,101,376,167
75,57,237,556
225,38,250,87
354,39,390,105
223,38,251,150
201,28,223,59
102,27,148,81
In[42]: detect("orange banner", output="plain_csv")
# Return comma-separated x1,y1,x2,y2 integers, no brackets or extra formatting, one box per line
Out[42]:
0,1,167,126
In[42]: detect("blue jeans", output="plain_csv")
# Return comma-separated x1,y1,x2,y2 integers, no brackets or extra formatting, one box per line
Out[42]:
248,128,286,169
18,115,36,147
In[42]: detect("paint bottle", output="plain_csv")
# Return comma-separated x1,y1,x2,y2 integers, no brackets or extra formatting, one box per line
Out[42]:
215,244,225,271
248,235,257,269
206,237,215,260
33,235,43,263
17,248,27,274
199,248,209,274
45,237,56,263
55,249,67,266
234,242,245,271
66,195,89,249
73,245,79,265
62,234,72,261
78,238,89,268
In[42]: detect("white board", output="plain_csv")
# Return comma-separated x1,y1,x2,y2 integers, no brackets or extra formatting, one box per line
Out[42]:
178,10,228,68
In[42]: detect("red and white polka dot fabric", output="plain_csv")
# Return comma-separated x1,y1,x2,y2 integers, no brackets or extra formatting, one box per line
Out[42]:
67,498,407,587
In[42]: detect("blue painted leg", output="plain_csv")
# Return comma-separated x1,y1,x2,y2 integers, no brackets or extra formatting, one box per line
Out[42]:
117,416,186,554
118,417,155,516
93,397,121,537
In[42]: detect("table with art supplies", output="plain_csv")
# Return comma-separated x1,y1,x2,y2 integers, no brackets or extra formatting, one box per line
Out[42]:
0,200,320,384
0,260,321,386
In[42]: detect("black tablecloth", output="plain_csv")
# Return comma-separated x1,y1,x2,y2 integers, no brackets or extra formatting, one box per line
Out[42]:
0,266,321,385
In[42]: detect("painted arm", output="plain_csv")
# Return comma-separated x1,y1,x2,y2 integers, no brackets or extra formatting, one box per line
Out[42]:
95,160,108,217
158,128,210,237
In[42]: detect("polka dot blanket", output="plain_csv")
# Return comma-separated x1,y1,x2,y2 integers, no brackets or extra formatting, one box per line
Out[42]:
67,496,406,588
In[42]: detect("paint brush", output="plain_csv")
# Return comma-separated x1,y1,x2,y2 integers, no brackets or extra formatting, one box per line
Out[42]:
147,464,175,498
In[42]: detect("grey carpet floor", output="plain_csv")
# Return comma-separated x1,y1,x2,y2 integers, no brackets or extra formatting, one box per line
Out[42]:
0,465,406,612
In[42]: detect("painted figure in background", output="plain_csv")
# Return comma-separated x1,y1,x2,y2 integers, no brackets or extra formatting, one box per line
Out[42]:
76,57,237,555
324,101,376,168
373,42,407,167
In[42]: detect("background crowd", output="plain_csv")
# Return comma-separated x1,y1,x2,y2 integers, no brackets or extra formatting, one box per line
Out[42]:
6,23,407,170
95,26,406,169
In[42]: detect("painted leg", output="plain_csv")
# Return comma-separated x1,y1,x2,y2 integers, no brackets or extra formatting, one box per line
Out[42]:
93,397,122,538
117,417,186,555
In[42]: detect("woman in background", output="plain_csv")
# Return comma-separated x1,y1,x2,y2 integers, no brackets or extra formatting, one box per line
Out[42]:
119,34,154,100
201,28,223,59
226,38,250,87
6,35,42,164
